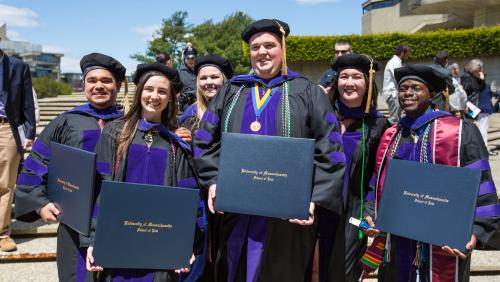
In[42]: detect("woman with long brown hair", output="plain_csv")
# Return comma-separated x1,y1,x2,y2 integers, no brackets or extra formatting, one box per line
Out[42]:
86,62,207,281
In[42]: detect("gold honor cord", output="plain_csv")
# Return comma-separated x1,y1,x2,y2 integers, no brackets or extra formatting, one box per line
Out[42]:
364,55,375,113
443,86,450,112
275,21,288,77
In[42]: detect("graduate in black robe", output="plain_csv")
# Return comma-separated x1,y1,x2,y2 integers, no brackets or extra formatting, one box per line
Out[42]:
314,54,389,282
192,19,345,282
177,54,234,143
86,62,206,282
360,65,500,281
15,53,126,282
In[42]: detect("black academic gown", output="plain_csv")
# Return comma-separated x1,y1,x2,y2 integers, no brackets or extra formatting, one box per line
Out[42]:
91,119,206,282
364,111,500,282
15,104,123,282
193,70,345,282
323,105,389,282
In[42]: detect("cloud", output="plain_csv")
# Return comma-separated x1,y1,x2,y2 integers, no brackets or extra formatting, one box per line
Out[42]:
131,25,159,41
60,56,81,73
6,29,24,41
43,44,66,53
296,0,342,4
0,4,38,27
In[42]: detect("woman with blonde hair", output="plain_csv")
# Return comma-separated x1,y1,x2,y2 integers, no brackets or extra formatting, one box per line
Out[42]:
178,54,233,135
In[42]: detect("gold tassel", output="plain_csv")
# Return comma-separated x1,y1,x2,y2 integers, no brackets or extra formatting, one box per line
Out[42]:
443,86,450,112
276,21,288,77
121,79,130,114
365,56,375,113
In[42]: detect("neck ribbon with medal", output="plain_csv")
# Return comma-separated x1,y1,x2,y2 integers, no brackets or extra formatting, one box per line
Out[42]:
250,83,278,132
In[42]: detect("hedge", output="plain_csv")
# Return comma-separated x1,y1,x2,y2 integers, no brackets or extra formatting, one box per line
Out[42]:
33,77,72,99
243,25,500,62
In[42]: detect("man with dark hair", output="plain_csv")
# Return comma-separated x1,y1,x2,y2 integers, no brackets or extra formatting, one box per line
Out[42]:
430,50,455,111
15,53,125,281
178,45,198,111
194,19,345,281
318,39,352,93
382,44,411,124
0,49,35,252
155,51,173,68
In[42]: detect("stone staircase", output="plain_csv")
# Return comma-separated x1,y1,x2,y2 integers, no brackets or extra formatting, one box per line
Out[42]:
2,92,500,281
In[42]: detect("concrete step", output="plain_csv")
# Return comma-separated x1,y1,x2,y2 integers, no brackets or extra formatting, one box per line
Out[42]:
11,219,58,236
0,261,58,282
0,236,56,262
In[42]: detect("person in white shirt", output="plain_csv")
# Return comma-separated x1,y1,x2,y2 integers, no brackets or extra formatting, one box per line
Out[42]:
382,45,411,124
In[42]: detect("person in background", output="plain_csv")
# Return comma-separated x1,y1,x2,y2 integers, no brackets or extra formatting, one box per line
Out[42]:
86,62,207,281
461,58,486,120
429,51,455,111
318,39,352,94
360,64,500,281
178,45,198,111
156,51,173,68
448,62,468,118
382,44,411,125
15,53,125,281
0,49,35,252
477,82,498,156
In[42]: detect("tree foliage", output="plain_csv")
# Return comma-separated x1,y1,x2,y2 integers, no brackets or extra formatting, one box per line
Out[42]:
131,11,253,75
33,77,72,99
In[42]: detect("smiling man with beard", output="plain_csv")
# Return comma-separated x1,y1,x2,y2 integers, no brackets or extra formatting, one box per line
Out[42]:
15,53,125,282
360,64,500,282
193,19,345,281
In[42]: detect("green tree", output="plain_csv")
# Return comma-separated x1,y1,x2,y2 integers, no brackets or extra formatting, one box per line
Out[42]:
32,77,72,99
130,11,191,65
190,11,253,75
131,11,253,75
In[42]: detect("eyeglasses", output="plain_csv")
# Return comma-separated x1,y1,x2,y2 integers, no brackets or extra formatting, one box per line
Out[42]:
335,49,351,55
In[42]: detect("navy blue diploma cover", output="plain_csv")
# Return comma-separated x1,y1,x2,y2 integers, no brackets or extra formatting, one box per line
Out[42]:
376,159,481,252
93,181,199,269
215,133,315,220
47,142,96,236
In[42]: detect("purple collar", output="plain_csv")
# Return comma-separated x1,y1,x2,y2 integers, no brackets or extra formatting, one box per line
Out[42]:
66,103,123,120
137,119,191,152
399,109,451,131
231,69,303,88
336,100,382,119
178,103,198,124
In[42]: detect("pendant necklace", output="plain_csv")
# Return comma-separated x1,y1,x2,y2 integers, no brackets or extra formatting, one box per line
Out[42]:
251,82,277,132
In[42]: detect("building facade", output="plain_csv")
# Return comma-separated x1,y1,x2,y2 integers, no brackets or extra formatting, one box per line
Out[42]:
362,0,500,34
0,24,63,80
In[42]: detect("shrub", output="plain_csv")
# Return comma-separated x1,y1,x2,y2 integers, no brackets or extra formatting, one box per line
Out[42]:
32,77,72,99
243,25,500,62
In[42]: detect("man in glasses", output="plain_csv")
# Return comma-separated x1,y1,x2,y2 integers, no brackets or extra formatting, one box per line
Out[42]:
318,39,352,93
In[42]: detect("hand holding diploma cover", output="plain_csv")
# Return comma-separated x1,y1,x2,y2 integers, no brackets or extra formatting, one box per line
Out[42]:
215,133,315,220
47,142,96,235
375,159,481,252
93,181,198,270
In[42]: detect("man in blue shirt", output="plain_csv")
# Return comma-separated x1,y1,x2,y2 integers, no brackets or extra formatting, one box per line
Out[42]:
0,49,35,252
318,39,352,93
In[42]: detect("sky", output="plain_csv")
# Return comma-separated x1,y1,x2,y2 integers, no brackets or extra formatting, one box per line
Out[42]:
0,0,365,74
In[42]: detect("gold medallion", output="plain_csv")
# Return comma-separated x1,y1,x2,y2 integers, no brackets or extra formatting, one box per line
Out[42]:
250,120,261,132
